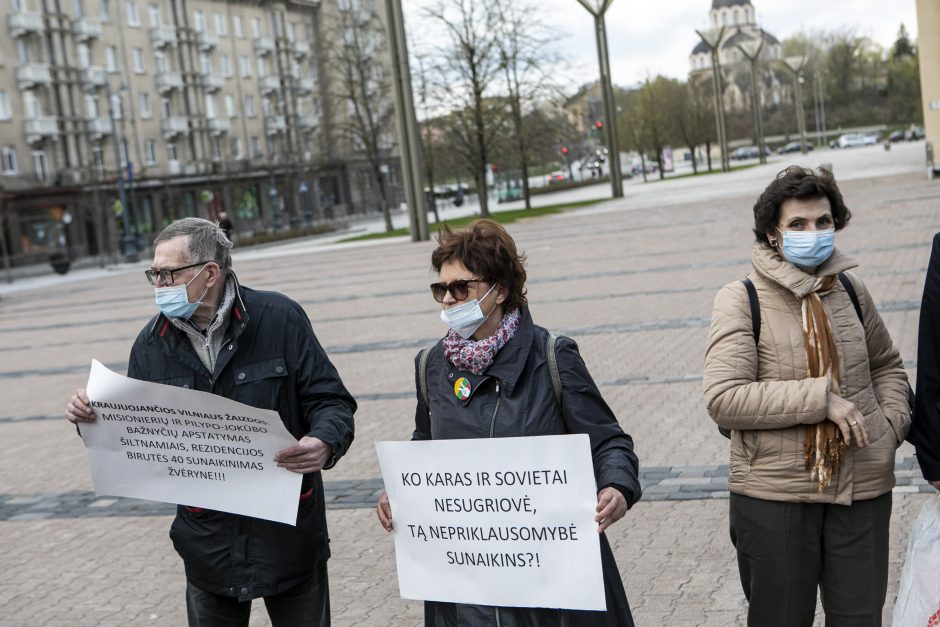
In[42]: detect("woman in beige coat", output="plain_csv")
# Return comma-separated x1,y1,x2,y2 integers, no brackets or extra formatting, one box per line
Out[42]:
704,167,910,626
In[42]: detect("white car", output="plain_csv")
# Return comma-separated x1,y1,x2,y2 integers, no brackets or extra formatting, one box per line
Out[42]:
836,133,876,149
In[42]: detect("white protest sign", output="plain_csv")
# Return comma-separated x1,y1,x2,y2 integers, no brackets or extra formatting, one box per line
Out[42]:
80,359,302,525
375,434,606,611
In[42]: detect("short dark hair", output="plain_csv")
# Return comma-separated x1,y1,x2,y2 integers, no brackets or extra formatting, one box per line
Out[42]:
431,219,527,313
752,166,852,241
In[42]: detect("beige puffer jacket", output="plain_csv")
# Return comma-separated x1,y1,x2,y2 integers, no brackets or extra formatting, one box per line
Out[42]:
704,243,910,505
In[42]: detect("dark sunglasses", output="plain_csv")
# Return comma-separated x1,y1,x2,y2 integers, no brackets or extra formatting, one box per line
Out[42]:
145,261,209,286
430,279,484,303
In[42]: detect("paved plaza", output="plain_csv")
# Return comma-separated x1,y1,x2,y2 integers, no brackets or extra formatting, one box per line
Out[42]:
0,142,937,626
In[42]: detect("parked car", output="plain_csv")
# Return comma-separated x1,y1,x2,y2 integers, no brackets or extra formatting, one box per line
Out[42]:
906,126,926,140
547,171,566,183
777,141,814,154
731,145,769,160
835,133,875,149
888,130,907,142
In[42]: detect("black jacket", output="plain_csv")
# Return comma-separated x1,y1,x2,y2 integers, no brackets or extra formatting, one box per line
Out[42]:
911,232,940,481
414,307,640,627
127,279,356,601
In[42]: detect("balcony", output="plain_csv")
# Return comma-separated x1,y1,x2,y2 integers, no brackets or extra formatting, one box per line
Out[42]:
297,115,317,129
16,63,53,89
259,75,279,94
208,118,230,135
265,115,286,134
8,10,44,37
292,40,311,58
196,30,218,50
202,73,224,92
161,116,189,137
150,25,178,48
155,71,184,94
85,116,113,137
253,36,275,56
72,17,102,41
292,77,315,95
24,116,59,142
79,66,108,90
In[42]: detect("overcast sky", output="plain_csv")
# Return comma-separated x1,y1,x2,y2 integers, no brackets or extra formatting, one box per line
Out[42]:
403,0,919,90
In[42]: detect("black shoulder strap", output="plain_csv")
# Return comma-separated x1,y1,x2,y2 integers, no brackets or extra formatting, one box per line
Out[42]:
418,346,433,410
742,278,760,344
546,333,563,410
837,272,863,323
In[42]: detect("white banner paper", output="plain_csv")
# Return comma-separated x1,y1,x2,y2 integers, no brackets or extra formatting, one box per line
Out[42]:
80,360,302,525
375,434,606,611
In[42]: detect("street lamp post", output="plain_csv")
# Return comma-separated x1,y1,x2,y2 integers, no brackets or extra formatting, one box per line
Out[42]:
101,80,138,263
737,33,767,165
782,56,809,155
696,26,730,172
299,181,313,226
575,0,623,198
812,70,827,148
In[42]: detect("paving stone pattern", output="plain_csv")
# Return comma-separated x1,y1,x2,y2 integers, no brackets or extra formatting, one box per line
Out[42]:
1,166,937,626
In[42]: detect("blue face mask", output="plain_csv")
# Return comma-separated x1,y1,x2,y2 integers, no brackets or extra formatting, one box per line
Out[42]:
779,229,836,269
154,264,209,319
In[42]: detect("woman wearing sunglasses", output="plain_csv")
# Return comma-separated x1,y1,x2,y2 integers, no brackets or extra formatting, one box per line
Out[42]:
376,219,641,626
703,167,910,625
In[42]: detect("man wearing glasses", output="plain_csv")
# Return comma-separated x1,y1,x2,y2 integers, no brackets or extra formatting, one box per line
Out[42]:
66,218,356,626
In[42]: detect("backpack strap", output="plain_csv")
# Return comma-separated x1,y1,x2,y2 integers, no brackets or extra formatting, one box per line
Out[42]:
546,333,563,410
837,272,864,323
742,278,761,344
418,346,433,410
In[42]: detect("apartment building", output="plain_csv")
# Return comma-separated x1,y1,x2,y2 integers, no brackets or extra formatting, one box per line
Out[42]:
0,0,402,266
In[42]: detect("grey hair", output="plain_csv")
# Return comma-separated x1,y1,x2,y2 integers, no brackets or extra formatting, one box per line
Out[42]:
153,217,233,274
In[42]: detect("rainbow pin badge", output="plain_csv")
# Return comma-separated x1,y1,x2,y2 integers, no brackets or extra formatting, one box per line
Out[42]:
454,377,471,401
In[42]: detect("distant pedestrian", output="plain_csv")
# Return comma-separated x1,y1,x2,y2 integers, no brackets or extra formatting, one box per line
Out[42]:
909,232,940,491
65,218,356,626
217,211,233,241
375,219,641,626
703,166,910,626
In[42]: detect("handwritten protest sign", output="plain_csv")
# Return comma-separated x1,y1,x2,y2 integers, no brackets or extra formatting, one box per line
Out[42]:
80,360,301,525
375,434,605,611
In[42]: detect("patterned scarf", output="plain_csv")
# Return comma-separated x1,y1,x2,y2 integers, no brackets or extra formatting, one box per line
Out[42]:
802,274,846,491
443,309,521,375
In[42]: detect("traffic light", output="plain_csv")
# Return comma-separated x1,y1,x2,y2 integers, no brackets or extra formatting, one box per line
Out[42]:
595,120,603,130
561,146,568,155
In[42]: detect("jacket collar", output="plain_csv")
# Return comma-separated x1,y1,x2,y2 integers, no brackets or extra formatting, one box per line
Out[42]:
481,306,533,397
751,242,858,299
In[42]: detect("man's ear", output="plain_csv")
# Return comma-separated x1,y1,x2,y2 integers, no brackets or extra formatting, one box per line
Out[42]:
205,263,222,288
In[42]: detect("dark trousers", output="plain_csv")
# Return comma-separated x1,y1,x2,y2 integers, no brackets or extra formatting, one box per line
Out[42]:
729,492,891,627
185,564,330,627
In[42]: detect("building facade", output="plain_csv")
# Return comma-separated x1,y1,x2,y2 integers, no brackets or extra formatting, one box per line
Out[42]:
0,0,402,266
917,0,940,174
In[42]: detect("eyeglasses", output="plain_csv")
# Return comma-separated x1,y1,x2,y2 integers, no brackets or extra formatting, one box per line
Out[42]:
145,261,209,286
430,279,484,303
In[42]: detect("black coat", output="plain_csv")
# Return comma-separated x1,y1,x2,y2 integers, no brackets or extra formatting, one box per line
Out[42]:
127,279,356,601
911,232,940,481
413,307,641,627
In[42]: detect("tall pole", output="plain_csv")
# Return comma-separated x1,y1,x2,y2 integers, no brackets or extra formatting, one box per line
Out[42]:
697,26,729,172
576,0,623,198
812,71,822,148
385,0,428,241
104,80,138,262
0,189,12,283
782,56,808,155
737,34,766,165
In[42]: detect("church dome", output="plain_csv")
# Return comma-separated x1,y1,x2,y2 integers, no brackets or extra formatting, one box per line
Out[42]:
711,0,752,7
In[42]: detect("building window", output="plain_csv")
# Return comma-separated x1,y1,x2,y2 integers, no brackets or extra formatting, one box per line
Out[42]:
204,94,216,119
154,51,167,73
1,146,17,175
251,17,261,38
245,95,255,117
125,0,139,26
0,91,10,120
105,46,119,72
111,93,123,119
167,142,177,160
220,54,231,77
251,135,261,158
23,91,41,118
224,94,235,118
214,12,225,35
257,58,267,78
32,150,48,181
85,94,98,118
139,92,150,118
144,139,156,164
78,43,91,69
193,9,204,33
92,147,104,175
148,2,159,26
100,0,111,22
132,48,145,73
73,0,85,18
233,15,243,38
239,55,251,78
16,40,31,64
200,53,211,76
211,137,221,160
305,24,313,42
261,96,271,116
161,97,171,117
231,137,242,159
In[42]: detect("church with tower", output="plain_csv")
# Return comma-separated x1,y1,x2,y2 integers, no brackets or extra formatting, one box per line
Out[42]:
689,0,787,114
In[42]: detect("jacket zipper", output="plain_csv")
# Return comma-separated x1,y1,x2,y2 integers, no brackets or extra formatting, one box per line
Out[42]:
489,380,501,627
